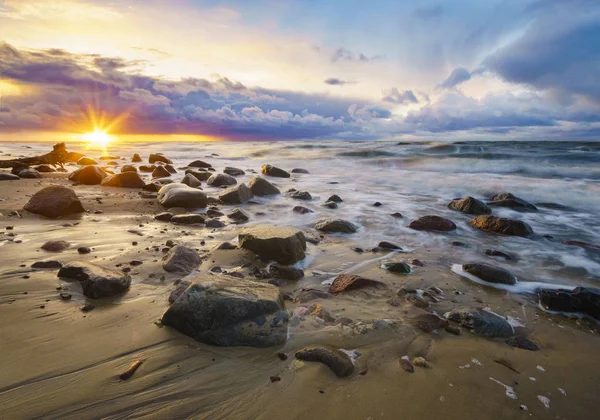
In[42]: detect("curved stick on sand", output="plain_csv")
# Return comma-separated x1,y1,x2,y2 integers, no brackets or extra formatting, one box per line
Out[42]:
119,360,144,380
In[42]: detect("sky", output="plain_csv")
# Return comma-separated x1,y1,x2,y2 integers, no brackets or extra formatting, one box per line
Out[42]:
0,0,599,142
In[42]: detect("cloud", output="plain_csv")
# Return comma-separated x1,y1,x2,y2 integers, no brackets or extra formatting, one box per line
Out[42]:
439,67,471,89
324,78,356,86
330,47,382,63
382,88,418,104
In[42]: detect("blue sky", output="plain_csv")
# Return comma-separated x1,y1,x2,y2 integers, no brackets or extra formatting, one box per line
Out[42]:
0,0,599,141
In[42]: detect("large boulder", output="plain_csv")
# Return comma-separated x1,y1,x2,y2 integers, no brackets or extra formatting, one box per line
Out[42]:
295,346,355,377
448,196,491,215
207,173,237,187
149,153,172,164
77,156,98,165
539,287,600,320
247,176,280,196
239,225,306,264
488,193,537,211
409,215,456,232
261,164,290,178
469,215,533,237
219,184,253,204
328,274,384,294
157,183,208,208
462,263,517,285
445,308,514,337
161,275,287,347
69,165,108,185
152,165,171,179
57,261,131,299
24,186,85,218
162,245,201,274
101,172,145,188
314,219,357,233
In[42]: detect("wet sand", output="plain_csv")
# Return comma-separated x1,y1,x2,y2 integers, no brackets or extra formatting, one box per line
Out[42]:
1,171,599,419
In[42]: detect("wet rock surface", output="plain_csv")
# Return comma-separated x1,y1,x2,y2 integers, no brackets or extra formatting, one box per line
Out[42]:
69,166,108,185
247,176,280,196
261,164,290,178
488,193,537,211
329,274,385,294
101,172,146,188
448,196,492,215
445,308,514,337
219,184,253,204
162,245,201,274
539,287,600,320
315,219,357,233
469,215,533,237
462,263,517,285
158,183,208,208
24,186,85,218
57,261,131,299
409,215,456,232
239,225,306,264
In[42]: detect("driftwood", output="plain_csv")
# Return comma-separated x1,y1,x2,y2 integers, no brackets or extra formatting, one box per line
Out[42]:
0,142,72,170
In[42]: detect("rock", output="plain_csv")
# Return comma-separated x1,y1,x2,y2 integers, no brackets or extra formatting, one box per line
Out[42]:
219,184,253,204
506,336,540,351
410,310,449,333
206,219,225,228
120,165,137,173
41,240,70,252
328,274,385,294
181,173,202,188
132,153,142,162
155,212,174,221
261,164,290,178
462,263,517,285
373,202,383,207
378,241,402,250
170,214,206,225
165,164,177,174
32,260,63,269
149,153,172,164
488,193,537,211
24,186,85,218
207,173,237,187
445,325,461,335
66,152,85,162
139,165,156,173
294,289,331,303
562,240,600,250
158,183,208,208
412,357,430,368
247,176,280,196
409,259,424,267
295,346,354,377
484,249,516,261
216,242,236,250
185,169,212,181
77,246,91,254
445,308,514,337
239,225,306,264
34,164,55,173
469,215,533,237
293,206,313,214
99,155,119,160
69,165,108,185
101,172,146,188
536,202,574,211
161,275,287,347
539,287,600,320
57,261,131,298
152,165,171,179
227,208,249,222
162,245,201,274
18,169,42,178
399,357,414,373
224,167,245,176
188,160,212,168
448,196,492,215
77,157,98,165
291,168,309,174
0,172,20,181
390,212,403,218
314,219,357,233
327,194,343,203
409,215,456,232
382,262,411,274
269,264,304,281
322,201,338,209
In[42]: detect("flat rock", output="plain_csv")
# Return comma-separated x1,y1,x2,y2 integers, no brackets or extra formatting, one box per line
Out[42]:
378,241,402,250
224,167,245,176
448,196,491,215
295,346,354,377
101,172,145,188
170,214,206,225
24,186,85,218
445,308,514,337
155,212,174,221
219,184,253,204
261,164,290,178
247,176,280,196
462,263,517,285
469,215,533,237
158,183,208,208
409,215,456,232
239,225,306,264
69,165,108,185
162,245,201,273
539,287,600,320
181,173,202,188
41,240,70,252
0,172,20,181
149,153,172,164
57,261,131,298
207,173,237,187
161,275,287,347
314,219,357,233
329,274,385,294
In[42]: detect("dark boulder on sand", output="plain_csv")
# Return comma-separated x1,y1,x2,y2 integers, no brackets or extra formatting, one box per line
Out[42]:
448,196,491,215
445,308,514,337
0,172,20,181
409,215,456,232
247,176,280,196
41,240,70,252
158,183,208,208
239,225,306,264
207,173,237,187
488,193,537,211
18,168,42,178
261,164,290,178
295,346,354,377
462,263,517,285
162,245,201,273
69,166,108,185
155,212,174,221
469,215,533,237
24,186,85,218
58,261,131,299
539,287,600,320
101,172,146,188
227,208,250,222
224,167,245,176
170,214,206,225
219,184,253,204
328,274,385,294
149,153,172,164
161,275,287,347
315,219,357,233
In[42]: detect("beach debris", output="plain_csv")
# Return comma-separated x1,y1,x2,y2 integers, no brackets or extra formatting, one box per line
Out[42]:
558,388,567,396
489,377,517,399
119,360,144,380
328,274,385,295
269,376,281,383
277,352,288,361
506,336,540,351
494,358,520,373
537,395,550,409
412,357,430,368
399,356,414,373
536,365,545,372
295,346,355,377
445,308,514,338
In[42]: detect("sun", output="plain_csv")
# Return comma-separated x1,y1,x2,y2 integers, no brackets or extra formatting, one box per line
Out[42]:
82,129,112,147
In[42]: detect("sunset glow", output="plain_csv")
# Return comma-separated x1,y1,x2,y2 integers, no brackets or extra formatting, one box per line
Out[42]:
82,129,112,147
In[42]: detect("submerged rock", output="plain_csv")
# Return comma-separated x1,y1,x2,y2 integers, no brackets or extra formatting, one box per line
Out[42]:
223,167,245,176
445,308,514,337
248,176,280,196
290,190,312,200
295,346,354,377
158,183,208,208
409,215,456,232
314,219,357,233
24,186,85,218
293,206,313,214
462,263,517,285
539,287,600,320
328,274,385,294
69,165,108,185
57,261,131,298
562,240,600,251
291,168,309,174
120,164,137,173
294,289,331,303
322,201,338,209
378,241,402,250
448,196,492,215
469,215,533,237
261,164,290,178
484,249,516,261
219,184,253,204
239,225,306,264
207,173,237,187
101,172,146,188
327,194,343,203
488,193,537,211
161,275,287,347
186,169,212,181
162,245,201,274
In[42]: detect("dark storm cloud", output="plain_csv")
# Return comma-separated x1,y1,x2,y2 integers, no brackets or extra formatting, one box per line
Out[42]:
382,88,418,104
